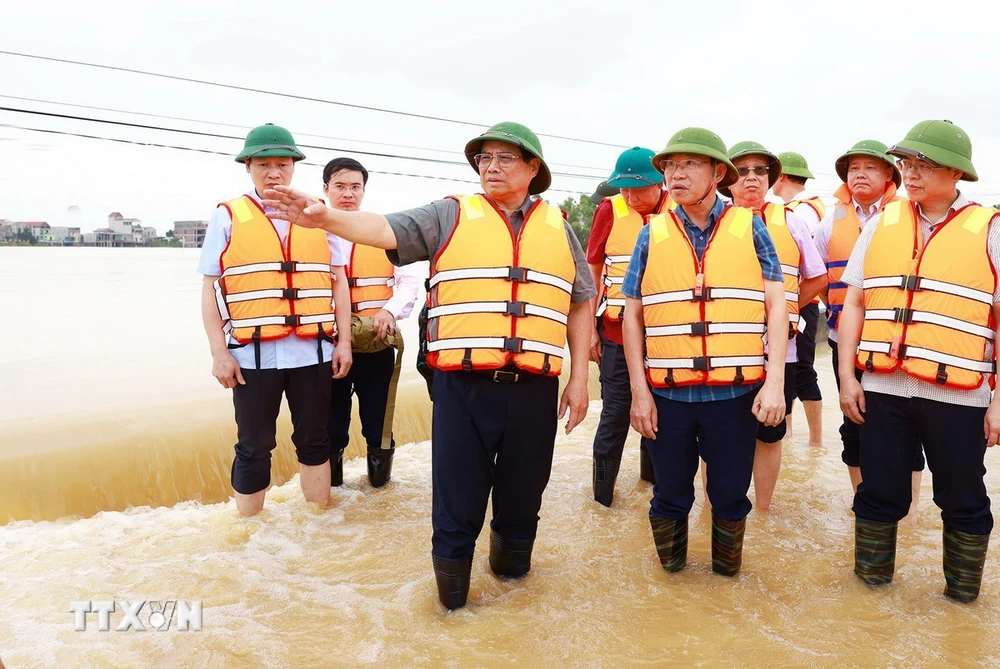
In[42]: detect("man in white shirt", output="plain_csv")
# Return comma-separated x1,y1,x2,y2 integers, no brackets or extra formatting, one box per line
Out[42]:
322,158,421,488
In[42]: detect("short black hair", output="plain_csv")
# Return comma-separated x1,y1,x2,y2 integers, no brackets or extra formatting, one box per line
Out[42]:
784,174,808,185
323,157,369,185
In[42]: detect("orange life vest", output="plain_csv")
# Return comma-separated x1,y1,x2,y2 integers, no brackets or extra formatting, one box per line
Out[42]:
762,202,801,338
347,243,395,316
642,205,767,387
825,183,900,329
789,196,826,220
857,200,997,390
214,195,337,345
598,193,677,321
425,194,576,376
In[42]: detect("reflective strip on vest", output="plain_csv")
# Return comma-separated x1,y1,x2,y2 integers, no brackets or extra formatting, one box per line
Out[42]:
352,299,389,312
596,298,625,317
220,261,333,278
863,309,995,340
858,340,996,374
604,275,625,286
349,276,396,288
605,254,632,266
862,275,993,305
780,264,800,278
645,322,766,337
428,266,573,294
427,336,565,359
224,288,334,303
641,287,766,306
427,301,568,325
645,355,766,370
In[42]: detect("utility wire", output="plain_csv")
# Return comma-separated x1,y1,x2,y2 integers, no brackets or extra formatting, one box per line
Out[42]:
0,94,608,173
0,49,631,149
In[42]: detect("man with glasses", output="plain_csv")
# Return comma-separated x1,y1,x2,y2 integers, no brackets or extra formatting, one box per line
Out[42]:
587,146,672,506
773,151,826,450
262,121,595,610
322,157,420,489
839,120,998,602
813,141,924,510
621,128,787,578
719,142,827,510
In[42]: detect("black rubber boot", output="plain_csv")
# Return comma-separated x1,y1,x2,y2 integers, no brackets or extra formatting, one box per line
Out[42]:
432,554,472,610
639,441,656,484
943,526,989,603
488,530,534,578
711,514,747,577
854,517,898,587
367,447,395,488
593,456,621,507
330,448,345,487
649,515,687,572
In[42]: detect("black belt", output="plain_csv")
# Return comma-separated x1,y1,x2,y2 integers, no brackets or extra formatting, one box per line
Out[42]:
469,368,537,384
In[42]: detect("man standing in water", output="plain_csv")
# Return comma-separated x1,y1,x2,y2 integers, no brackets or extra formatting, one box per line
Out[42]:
772,151,826,449
198,123,353,516
322,157,420,489
622,128,787,577
720,142,826,510
587,147,671,507
839,120,998,602
813,140,923,510
263,121,595,610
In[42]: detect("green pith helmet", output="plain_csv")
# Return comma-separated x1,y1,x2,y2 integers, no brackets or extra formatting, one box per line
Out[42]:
887,119,977,182
607,146,662,189
589,180,620,205
652,127,738,188
464,121,551,195
777,151,814,180
235,123,306,163
835,140,902,188
718,140,781,198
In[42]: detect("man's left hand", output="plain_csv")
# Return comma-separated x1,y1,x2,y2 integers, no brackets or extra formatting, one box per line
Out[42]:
372,309,397,340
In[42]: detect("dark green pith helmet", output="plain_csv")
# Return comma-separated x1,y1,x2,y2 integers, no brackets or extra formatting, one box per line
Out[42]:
464,121,551,194
718,140,781,198
235,123,305,162
835,140,901,187
652,127,738,188
887,119,977,182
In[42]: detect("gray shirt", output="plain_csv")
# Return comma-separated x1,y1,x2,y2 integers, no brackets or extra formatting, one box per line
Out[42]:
385,195,596,303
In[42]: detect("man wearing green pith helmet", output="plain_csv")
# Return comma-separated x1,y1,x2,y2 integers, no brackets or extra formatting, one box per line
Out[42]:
838,119,999,602
198,123,354,517
772,151,826,450
261,121,596,611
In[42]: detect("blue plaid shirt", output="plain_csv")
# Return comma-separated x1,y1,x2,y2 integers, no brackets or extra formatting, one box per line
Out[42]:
621,196,783,403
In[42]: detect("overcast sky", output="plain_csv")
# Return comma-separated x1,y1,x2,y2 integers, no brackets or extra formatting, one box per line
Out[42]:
2,0,999,233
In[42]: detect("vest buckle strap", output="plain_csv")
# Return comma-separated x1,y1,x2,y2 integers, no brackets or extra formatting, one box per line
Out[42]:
904,275,923,291
692,287,711,302
691,321,709,336
893,307,914,324
280,260,297,273
692,356,711,372
506,301,528,318
508,267,529,283
282,287,299,300
284,314,301,327
503,337,525,354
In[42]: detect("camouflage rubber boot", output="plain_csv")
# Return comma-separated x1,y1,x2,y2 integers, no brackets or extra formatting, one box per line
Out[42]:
650,515,688,572
854,517,898,586
639,441,656,484
488,530,534,578
330,448,345,487
943,526,989,603
593,456,621,508
711,515,747,577
432,553,473,610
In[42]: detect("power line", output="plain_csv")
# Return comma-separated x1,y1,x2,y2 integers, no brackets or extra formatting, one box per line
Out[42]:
0,49,631,149
0,105,605,181
0,94,608,174
0,122,590,196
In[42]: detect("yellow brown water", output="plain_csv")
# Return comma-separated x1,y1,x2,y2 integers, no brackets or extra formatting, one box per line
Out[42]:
2,248,1000,667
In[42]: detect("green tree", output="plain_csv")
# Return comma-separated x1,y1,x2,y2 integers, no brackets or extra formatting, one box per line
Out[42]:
551,194,597,245
165,230,174,238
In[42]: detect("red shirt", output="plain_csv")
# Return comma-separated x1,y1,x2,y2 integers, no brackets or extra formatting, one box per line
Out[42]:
586,194,665,345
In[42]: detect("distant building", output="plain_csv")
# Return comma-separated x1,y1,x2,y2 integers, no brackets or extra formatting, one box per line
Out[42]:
46,226,82,245
23,222,50,239
174,220,208,248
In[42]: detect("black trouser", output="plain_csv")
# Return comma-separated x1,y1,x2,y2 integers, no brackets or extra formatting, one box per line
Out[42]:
757,362,797,444
431,370,558,560
231,363,332,495
831,340,924,471
328,347,396,452
854,391,992,535
648,390,758,521
794,302,822,402
594,336,649,461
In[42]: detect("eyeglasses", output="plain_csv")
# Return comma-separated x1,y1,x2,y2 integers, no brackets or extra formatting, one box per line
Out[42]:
897,159,946,177
473,152,521,169
327,183,364,194
736,166,769,177
659,159,710,174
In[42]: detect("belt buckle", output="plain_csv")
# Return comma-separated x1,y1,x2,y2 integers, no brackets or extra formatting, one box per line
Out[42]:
492,370,519,384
